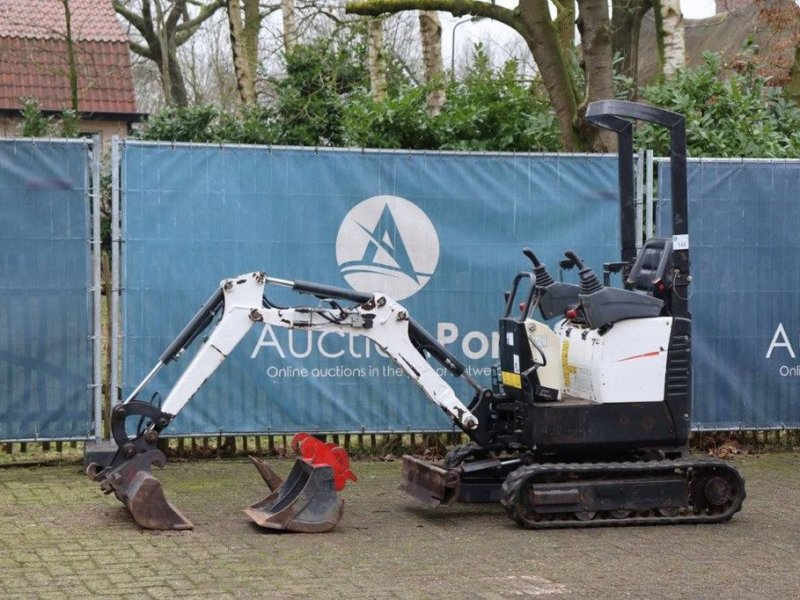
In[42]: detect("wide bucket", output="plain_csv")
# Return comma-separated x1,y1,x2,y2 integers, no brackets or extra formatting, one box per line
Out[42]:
88,449,193,530
399,455,460,507
245,457,343,533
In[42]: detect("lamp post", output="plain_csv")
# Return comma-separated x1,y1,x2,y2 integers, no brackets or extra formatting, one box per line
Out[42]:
450,16,484,76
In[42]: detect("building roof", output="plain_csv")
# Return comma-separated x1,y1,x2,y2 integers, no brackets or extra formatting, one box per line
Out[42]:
637,0,797,87
0,0,137,117
0,0,128,42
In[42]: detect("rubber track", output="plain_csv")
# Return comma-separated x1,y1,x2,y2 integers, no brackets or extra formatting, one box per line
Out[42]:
500,457,746,529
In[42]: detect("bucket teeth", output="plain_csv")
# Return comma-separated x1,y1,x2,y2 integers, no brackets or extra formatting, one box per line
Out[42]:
400,455,461,507
245,458,343,533
249,455,284,491
90,449,193,531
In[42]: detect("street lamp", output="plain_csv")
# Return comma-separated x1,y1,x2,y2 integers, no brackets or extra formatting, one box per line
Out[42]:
451,15,484,76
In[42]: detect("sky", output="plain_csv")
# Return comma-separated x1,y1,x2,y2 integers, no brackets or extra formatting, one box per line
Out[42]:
442,0,718,72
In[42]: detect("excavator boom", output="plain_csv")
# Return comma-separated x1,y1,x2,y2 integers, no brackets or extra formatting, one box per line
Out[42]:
89,271,485,530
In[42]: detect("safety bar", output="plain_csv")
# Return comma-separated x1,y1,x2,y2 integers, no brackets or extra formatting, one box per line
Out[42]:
585,100,689,317
585,100,687,240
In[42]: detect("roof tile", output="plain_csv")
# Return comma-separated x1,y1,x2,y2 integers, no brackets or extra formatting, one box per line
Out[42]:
0,0,128,42
0,1,137,114
0,37,137,114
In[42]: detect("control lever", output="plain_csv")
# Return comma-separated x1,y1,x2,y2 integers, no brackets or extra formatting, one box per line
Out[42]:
564,251,603,295
603,261,628,287
522,247,555,288
520,248,581,320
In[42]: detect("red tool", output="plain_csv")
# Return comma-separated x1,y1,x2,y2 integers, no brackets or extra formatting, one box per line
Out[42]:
291,433,357,491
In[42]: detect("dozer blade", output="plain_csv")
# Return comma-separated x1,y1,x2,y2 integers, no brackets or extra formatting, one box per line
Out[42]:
88,449,193,531
245,457,343,533
399,455,460,507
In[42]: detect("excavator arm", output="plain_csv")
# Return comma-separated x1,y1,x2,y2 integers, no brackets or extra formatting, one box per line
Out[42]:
89,271,486,530
141,271,481,430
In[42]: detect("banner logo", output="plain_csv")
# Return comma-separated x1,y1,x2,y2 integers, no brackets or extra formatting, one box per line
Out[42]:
336,195,439,300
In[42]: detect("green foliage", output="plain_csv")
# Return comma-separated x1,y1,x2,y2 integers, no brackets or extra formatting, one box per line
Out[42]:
215,105,280,144
20,98,49,137
137,105,221,142
19,99,82,139
438,50,560,152
343,84,438,149
273,37,369,146
344,46,561,152
136,104,280,144
58,109,80,138
137,45,559,153
636,52,800,158
135,43,800,160
136,36,369,147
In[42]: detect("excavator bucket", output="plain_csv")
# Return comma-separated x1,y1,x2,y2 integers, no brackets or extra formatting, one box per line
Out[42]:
245,456,344,533
87,449,193,530
400,454,460,507
245,435,356,532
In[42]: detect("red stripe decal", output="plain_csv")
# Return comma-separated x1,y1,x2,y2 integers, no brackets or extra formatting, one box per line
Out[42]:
617,350,661,362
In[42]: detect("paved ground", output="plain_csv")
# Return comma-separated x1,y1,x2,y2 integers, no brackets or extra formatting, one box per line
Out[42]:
0,452,798,599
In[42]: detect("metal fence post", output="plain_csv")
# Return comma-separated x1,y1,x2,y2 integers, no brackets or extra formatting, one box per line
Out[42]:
90,136,102,441
635,148,644,248
110,136,121,414
645,150,654,239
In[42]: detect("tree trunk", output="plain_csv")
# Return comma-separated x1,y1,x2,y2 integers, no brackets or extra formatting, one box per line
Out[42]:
577,0,616,150
367,18,388,102
655,0,684,78
786,46,800,104
153,0,174,105
227,0,258,104
517,0,580,150
113,0,223,107
154,48,189,107
555,0,575,53
611,0,650,88
60,0,79,111
168,51,190,106
753,0,800,103
244,0,261,70
281,0,298,54
419,10,445,116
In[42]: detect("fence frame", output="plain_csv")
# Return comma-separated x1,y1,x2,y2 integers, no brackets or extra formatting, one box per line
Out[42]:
653,155,800,431
7,143,797,443
0,137,99,442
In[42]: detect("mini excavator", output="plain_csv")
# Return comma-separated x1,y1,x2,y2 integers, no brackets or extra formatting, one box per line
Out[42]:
88,101,745,532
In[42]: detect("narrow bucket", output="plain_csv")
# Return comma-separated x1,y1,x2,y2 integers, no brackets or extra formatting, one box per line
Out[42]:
88,449,193,530
245,458,343,533
399,455,461,507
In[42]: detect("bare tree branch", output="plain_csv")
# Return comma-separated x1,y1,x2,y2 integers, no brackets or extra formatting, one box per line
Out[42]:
346,0,521,31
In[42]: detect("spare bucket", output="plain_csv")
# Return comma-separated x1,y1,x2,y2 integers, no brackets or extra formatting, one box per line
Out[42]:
245,457,343,532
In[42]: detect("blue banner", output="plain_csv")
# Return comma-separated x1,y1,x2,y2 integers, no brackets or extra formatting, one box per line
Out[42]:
122,144,620,434
0,140,91,440
659,160,800,429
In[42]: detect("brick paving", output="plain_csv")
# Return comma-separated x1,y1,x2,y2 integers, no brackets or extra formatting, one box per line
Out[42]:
1,453,798,599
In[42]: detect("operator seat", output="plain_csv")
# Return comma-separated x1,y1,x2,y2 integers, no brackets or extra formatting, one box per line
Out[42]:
576,237,673,329
625,236,673,305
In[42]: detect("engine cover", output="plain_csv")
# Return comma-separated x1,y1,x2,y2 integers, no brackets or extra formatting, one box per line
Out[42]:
556,317,673,403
